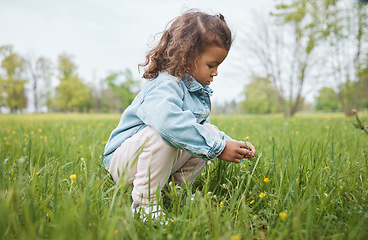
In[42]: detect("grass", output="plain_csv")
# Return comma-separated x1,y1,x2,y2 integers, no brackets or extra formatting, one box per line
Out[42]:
0,112,367,239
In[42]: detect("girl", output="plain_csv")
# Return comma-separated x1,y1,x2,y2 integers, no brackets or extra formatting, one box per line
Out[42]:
103,10,256,218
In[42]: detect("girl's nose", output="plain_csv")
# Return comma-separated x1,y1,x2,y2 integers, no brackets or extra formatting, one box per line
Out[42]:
212,68,218,76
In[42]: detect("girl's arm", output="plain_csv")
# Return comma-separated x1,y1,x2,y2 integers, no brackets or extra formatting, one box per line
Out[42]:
136,79,225,161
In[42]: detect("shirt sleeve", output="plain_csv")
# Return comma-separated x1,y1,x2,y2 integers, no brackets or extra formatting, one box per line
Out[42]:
136,79,225,161
204,117,233,141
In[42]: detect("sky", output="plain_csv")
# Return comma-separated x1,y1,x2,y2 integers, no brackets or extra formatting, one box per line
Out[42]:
0,0,273,107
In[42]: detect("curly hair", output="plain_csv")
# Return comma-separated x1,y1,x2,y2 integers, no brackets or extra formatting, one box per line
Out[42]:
139,10,233,79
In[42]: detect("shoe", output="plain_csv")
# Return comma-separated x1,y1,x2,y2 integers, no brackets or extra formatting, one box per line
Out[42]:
131,202,166,222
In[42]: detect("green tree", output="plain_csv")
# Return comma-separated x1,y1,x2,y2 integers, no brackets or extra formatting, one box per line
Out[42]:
101,69,138,113
242,76,279,114
54,53,92,112
321,0,368,115
315,87,340,111
0,45,28,112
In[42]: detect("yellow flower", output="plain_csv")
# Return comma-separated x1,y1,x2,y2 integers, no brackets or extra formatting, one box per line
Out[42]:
324,193,328,197
69,174,77,181
340,185,343,189
259,192,266,198
242,164,246,168
114,230,118,234
295,131,299,135
263,178,269,183
248,213,253,217
3,137,7,140
38,128,42,133
245,136,250,141
102,140,107,145
279,211,287,220
172,219,176,223
230,234,241,240
326,125,330,129
220,201,223,208
250,199,255,204
72,136,76,140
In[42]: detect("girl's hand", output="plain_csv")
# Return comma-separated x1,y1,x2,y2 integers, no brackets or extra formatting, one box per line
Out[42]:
218,140,257,163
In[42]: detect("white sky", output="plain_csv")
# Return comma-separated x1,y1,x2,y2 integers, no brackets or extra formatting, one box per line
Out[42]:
0,0,273,105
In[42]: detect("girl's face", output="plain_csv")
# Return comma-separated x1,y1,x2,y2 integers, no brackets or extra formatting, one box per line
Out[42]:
192,46,228,87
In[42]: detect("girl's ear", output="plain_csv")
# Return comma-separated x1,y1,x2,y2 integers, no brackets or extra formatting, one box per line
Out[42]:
191,56,200,75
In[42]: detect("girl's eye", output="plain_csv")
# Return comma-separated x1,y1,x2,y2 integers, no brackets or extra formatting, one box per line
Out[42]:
208,65,215,69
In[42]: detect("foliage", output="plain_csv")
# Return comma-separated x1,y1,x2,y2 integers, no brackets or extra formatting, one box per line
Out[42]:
102,69,139,113
1,113,367,239
54,53,93,112
0,46,28,112
242,76,279,114
315,87,340,111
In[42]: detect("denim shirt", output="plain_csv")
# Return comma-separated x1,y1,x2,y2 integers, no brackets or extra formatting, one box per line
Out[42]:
103,72,232,169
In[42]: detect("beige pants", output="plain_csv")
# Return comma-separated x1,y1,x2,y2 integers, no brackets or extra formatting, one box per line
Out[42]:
108,123,219,205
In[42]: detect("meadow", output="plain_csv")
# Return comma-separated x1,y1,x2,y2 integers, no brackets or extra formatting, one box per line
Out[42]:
0,113,367,240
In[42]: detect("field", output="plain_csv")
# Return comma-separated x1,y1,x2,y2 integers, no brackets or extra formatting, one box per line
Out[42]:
0,113,367,239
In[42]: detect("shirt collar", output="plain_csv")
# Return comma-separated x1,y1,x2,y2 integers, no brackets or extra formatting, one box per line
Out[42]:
182,73,213,96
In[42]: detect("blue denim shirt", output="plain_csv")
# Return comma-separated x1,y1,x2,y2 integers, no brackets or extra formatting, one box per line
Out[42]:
103,72,231,169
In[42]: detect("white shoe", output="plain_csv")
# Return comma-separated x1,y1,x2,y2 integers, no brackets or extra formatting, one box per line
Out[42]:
131,202,166,221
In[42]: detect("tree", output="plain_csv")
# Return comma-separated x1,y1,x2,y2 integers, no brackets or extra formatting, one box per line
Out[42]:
0,45,28,112
54,53,92,112
243,0,328,117
25,55,53,112
315,87,340,111
101,69,139,113
321,0,368,115
242,76,279,114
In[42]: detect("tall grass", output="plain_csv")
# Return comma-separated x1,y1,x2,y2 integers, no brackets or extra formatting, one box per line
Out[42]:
0,113,367,239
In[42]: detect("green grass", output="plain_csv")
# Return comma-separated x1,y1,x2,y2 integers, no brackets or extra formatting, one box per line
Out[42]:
0,113,367,239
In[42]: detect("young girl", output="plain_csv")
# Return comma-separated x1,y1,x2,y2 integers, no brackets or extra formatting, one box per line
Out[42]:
103,10,256,218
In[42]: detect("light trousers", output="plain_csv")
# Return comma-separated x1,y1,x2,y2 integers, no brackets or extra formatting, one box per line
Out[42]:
108,123,219,205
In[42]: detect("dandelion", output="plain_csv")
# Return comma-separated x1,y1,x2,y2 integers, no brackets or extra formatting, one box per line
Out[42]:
38,128,42,133
340,185,343,189
326,125,330,129
3,137,7,140
248,213,253,217
230,234,241,240
161,194,165,198
242,164,246,168
259,192,266,198
69,174,77,181
102,140,107,145
172,219,176,223
245,136,250,141
324,193,328,197
114,230,118,235
250,200,255,204
263,178,269,183
279,211,287,221
220,201,223,208
72,136,76,140
295,131,299,135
